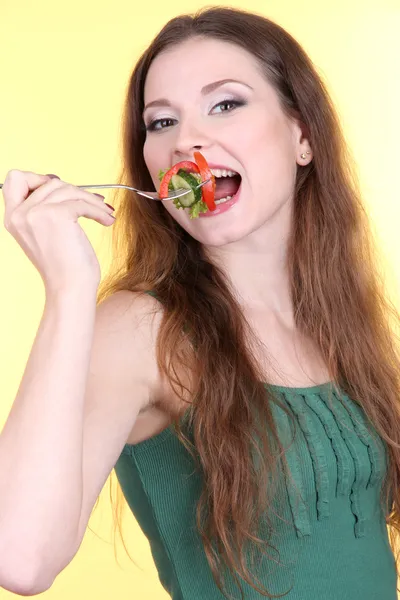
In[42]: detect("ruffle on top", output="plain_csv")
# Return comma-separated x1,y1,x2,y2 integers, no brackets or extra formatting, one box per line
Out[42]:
269,385,388,540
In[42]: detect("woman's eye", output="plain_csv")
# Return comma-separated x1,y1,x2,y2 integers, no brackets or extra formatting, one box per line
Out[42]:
145,99,245,131
146,117,176,132
211,99,244,114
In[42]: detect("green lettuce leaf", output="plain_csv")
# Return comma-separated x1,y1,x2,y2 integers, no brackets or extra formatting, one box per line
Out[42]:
189,200,209,219
172,198,184,210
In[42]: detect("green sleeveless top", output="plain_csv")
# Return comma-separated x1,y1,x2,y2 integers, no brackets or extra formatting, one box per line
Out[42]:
114,381,397,599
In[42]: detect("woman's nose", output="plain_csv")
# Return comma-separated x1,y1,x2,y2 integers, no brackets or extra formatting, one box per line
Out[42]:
173,119,211,158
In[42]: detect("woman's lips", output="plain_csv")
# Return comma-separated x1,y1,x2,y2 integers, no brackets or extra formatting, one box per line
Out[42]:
198,182,242,218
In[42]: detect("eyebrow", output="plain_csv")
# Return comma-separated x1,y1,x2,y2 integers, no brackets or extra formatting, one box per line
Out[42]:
142,78,253,114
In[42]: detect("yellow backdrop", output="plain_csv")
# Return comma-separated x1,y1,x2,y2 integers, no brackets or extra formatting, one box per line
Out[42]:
1,0,399,598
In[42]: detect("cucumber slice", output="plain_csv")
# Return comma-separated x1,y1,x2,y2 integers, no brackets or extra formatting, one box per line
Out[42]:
170,170,202,207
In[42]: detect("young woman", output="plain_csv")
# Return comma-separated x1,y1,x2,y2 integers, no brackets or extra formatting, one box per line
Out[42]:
1,6,399,599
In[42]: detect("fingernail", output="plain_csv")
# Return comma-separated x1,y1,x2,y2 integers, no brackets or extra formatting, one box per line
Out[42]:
46,174,60,179
94,193,105,199
105,203,115,211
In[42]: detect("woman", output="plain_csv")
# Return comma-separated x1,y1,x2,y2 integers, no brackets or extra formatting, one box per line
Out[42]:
0,6,399,599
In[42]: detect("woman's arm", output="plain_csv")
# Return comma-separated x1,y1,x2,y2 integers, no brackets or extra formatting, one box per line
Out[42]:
0,289,160,595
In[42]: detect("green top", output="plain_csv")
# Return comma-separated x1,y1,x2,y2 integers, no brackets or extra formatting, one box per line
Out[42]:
114,382,397,599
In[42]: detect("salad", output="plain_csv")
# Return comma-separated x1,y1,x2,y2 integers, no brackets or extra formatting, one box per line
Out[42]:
158,151,216,219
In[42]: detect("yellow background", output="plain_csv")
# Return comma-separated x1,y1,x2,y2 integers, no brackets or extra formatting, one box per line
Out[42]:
1,0,399,598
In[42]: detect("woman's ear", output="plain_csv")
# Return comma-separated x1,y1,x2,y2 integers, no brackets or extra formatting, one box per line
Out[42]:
292,116,312,164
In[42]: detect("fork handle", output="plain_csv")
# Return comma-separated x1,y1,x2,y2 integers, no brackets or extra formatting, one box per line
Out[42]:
0,183,130,191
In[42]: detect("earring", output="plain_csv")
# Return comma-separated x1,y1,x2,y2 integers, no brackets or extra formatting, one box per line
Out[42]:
300,151,311,160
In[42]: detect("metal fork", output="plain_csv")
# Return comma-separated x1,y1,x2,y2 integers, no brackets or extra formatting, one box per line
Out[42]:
0,179,210,201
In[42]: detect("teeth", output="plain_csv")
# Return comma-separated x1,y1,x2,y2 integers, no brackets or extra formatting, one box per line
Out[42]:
215,195,232,205
210,168,238,178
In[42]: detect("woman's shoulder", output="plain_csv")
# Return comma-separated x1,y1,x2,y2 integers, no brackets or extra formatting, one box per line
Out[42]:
98,289,185,444
98,289,162,319
95,290,164,403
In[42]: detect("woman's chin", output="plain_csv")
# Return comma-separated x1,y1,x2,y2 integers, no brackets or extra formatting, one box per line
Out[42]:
191,215,255,247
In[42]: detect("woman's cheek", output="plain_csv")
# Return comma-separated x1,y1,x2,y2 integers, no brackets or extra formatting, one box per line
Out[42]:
142,141,151,172
143,143,159,186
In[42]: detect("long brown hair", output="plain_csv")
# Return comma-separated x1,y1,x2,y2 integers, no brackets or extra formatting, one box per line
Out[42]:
96,6,400,598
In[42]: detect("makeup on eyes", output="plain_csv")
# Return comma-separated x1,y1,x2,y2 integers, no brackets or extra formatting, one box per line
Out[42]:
145,96,248,132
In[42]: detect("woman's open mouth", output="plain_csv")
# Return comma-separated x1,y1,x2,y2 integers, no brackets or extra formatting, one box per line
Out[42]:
212,168,241,204
199,167,242,218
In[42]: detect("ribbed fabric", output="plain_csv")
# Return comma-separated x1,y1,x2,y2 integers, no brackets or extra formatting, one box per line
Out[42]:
114,382,397,599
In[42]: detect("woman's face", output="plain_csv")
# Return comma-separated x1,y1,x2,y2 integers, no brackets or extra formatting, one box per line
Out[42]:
143,37,311,247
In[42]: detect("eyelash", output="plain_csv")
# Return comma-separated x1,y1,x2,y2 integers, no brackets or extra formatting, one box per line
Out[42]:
145,98,246,132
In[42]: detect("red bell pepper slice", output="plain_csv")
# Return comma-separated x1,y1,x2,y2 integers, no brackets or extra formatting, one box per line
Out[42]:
159,161,200,199
193,151,216,211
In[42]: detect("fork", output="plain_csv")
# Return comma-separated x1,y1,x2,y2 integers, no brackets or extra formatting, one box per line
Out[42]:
0,179,210,201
